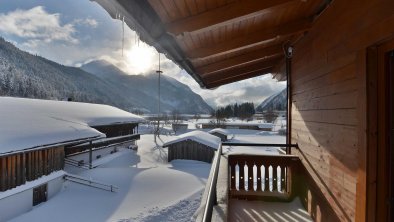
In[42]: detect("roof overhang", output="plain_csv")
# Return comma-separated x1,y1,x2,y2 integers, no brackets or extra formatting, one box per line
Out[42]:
93,0,330,88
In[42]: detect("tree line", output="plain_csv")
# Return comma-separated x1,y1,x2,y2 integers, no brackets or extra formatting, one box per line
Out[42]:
212,102,255,120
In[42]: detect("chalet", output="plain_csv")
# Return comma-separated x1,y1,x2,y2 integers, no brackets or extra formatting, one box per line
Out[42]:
163,131,221,163
0,97,144,221
208,128,230,142
95,0,394,221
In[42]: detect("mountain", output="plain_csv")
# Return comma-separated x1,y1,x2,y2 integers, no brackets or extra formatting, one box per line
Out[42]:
81,60,213,114
0,37,213,114
256,88,287,111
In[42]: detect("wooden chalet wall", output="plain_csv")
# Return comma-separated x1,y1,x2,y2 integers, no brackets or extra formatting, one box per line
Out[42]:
0,147,64,191
290,0,394,221
92,123,138,138
167,140,216,163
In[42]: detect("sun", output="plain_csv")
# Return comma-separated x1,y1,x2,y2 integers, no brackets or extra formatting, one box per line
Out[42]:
125,44,156,74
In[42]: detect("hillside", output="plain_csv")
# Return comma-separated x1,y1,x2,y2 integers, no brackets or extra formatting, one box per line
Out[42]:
0,37,213,114
81,60,213,114
256,88,287,111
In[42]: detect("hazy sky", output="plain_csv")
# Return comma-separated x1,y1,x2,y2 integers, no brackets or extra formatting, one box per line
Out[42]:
0,0,286,107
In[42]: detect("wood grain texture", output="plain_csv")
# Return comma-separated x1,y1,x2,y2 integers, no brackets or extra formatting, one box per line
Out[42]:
290,0,394,221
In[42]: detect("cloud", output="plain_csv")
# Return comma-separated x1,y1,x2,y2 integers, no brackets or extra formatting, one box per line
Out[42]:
0,3,285,108
73,18,98,28
0,6,78,47
195,75,286,107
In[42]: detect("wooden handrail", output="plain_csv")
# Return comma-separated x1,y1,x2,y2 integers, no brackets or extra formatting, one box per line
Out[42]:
222,142,298,154
202,144,223,222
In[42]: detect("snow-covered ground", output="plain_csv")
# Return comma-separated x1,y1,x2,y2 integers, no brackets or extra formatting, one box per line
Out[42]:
10,134,211,222
9,126,286,222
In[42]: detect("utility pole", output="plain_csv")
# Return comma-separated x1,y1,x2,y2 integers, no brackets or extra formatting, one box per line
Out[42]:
155,53,162,142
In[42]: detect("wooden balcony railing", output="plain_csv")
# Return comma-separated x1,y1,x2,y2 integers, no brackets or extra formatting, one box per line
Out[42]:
228,154,299,201
198,143,299,222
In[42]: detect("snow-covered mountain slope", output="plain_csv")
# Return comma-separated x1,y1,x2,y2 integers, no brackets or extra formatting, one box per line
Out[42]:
0,37,213,114
81,60,214,114
256,88,287,111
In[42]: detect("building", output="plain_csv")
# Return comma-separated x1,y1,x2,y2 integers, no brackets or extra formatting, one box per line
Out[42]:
0,97,144,221
60,0,394,221
163,131,221,163
208,128,230,142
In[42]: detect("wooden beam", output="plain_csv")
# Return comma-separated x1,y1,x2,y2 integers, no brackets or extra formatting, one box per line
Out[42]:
201,59,279,80
165,0,294,35
187,19,312,59
206,68,272,89
195,44,283,75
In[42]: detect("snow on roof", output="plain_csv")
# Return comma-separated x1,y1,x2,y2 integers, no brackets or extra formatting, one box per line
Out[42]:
208,128,230,135
163,131,221,149
201,121,273,128
0,97,145,155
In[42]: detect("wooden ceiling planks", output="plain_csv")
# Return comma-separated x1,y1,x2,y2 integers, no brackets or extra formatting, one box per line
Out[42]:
165,0,294,35
138,0,327,88
206,68,273,89
196,45,283,75
185,18,312,59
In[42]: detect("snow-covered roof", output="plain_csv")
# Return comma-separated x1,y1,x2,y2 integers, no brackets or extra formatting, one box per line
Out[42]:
163,131,221,149
208,128,230,136
201,122,273,128
0,97,145,155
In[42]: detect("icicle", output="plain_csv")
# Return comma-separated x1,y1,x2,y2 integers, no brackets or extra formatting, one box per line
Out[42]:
122,16,125,57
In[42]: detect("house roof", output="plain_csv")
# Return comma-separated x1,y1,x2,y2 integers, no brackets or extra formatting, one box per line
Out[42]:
208,128,230,136
163,130,221,149
0,97,145,155
93,0,329,88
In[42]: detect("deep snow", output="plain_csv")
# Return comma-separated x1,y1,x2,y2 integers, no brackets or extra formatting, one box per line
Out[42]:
0,97,145,155
9,127,288,222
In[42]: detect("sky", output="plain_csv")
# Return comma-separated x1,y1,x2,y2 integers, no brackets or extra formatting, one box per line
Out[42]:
0,0,286,108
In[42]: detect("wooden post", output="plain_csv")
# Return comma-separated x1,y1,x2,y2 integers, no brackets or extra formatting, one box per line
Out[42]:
257,163,262,191
89,141,93,169
239,162,245,191
264,164,269,191
247,162,253,191
272,165,277,192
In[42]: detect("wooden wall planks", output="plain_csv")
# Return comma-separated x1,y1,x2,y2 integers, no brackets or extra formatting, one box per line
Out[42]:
291,0,394,221
0,147,64,191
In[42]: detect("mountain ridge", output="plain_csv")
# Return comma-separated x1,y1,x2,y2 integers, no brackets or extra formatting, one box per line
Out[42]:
256,88,287,111
0,37,213,114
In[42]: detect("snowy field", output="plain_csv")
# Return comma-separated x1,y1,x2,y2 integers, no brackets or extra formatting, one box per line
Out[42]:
9,127,286,222
10,135,211,222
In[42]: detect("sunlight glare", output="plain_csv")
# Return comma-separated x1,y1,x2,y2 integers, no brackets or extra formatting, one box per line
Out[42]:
125,44,155,74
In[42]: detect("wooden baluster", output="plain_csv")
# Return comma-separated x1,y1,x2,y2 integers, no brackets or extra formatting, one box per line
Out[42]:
239,162,245,191
247,162,253,191
264,164,269,191
281,165,286,192
230,162,236,190
272,165,277,192
256,163,262,191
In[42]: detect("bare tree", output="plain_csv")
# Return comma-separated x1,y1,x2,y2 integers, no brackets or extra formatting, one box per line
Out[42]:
193,113,201,122
171,109,180,123
263,110,278,123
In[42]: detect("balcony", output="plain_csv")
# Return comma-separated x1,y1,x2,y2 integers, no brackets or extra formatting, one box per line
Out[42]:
196,143,339,222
